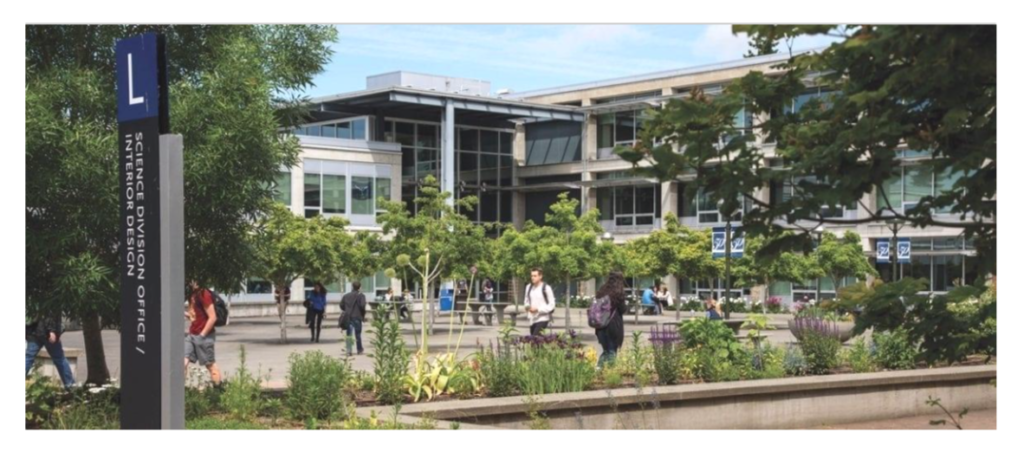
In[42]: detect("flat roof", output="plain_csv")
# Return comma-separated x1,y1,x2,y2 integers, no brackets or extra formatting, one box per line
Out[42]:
505,48,823,100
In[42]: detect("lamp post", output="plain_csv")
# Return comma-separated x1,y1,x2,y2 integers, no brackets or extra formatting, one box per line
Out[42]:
886,218,904,283
815,225,824,304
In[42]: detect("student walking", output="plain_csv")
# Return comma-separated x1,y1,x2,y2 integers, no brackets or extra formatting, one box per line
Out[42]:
25,314,75,389
340,281,367,356
592,271,627,367
524,267,556,336
185,281,222,385
308,283,327,343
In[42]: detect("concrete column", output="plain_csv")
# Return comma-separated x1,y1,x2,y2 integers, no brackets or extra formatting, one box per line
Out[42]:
443,100,455,205
291,161,304,216
584,114,598,161
512,123,526,230
661,181,677,220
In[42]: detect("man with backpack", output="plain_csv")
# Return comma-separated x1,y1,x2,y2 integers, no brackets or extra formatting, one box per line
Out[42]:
340,281,367,356
524,267,556,337
185,280,222,385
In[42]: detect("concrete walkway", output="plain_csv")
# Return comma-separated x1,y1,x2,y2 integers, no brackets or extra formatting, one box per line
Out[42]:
59,309,798,386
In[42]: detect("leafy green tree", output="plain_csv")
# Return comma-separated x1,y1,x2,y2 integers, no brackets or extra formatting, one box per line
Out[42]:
25,25,337,383
377,175,487,352
617,25,995,273
668,220,723,297
733,234,817,309
252,204,351,343
811,230,879,295
520,193,616,328
489,227,534,315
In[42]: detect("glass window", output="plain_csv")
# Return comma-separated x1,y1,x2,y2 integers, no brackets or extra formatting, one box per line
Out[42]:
598,114,614,149
375,270,390,290
458,151,478,184
499,156,513,186
375,178,391,211
499,132,513,155
878,173,902,213
615,111,635,144
273,172,291,206
246,278,272,294
458,128,478,151
304,173,320,208
932,255,963,292
320,124,336,138
500,191,512,223
351,176,373,215
480,154,499,185
396,122,415,147
635,186,656,215
480,191,498,222
417,124,438,149
598,188,613,221
352,119,366,140
614,186,634,216
904,165,933,206
909,255,932,287
417,149,438,173
769,281,792,296
322,174,346,214
964,255,980,286
307,125,321,137
481,130,499,153
335,121,352,139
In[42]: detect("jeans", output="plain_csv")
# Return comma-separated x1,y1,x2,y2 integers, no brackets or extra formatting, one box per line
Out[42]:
595,328,618,367
26,339,75,389
529,321,549,337
346,318,364,355
309,309,324,342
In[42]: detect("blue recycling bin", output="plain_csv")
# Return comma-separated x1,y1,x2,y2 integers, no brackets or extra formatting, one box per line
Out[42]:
439,288,454,312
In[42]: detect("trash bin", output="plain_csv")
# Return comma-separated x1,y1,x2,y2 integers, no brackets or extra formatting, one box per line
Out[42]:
439,288,454,312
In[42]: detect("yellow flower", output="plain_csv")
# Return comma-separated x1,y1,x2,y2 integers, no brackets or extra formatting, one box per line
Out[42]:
584,347,598,366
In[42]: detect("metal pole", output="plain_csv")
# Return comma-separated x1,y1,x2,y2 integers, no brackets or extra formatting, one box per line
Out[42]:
724,221,732,320
158,134,184,429
891,223,899,283
815,230,822,303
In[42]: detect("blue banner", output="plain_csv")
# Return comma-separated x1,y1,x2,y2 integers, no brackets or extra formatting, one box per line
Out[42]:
876,239,890,263
712,226,743,259
897,237,911,264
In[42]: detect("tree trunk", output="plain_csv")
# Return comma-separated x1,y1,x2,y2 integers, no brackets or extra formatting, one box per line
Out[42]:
81,311,110,385
277,282,288,344
565,277,572,330
763,279,771,314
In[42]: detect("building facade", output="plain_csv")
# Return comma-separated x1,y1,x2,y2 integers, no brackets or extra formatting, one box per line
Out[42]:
231,57,981,312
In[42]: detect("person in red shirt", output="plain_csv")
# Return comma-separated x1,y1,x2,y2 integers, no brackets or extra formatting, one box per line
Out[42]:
185,280,221,384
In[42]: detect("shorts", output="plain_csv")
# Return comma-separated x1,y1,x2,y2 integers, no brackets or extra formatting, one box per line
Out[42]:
185,332,216,366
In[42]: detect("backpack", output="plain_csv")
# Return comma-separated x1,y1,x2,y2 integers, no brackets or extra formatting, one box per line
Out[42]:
209,290,229,327
588,295,614,329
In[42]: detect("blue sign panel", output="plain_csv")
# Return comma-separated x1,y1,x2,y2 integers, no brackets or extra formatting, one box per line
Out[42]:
116,33,161,123
712,226,743,259
897,237,912,264
876,239,890,263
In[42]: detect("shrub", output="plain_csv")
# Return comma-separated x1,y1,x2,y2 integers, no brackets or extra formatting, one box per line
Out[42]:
799,330,842,375
844,337,876,373
44,386,120,430
186,416,267,430
369,313,409,405
783,345,809,376
601,365,624,387
752,341,787,379
649,326,683,385
622,331,653,386
766,296,784,314
285,350,352,421
477,342,520,398
517,339,596,395
678,318,750,382
873,328,918,370
220,346,266,422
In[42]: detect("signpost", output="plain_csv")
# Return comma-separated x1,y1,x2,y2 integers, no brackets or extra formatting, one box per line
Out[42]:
117,33,184,429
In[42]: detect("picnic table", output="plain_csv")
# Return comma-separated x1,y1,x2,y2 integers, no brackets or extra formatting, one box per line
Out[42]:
451,300,511,326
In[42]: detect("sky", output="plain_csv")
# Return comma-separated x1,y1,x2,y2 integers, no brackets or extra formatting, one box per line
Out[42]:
306,24,841,98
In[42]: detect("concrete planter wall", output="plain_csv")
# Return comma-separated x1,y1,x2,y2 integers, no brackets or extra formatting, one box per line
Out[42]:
384,365,996,429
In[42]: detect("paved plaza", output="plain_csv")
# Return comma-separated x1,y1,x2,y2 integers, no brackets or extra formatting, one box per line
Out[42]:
60,309,799,386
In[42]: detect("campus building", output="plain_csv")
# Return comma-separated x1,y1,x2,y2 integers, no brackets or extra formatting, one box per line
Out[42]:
233,52,981,312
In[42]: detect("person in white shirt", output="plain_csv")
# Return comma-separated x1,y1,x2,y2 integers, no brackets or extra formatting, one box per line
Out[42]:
656,284,673,312
524,267,556,336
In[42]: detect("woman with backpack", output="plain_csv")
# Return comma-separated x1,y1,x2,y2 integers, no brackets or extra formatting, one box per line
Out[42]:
308,282,327,343
592,271,627,367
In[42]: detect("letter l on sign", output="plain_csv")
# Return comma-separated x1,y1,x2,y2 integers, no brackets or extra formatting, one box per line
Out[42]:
128,53,144,105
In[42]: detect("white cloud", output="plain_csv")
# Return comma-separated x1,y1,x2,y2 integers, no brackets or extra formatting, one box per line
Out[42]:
691,24,751,61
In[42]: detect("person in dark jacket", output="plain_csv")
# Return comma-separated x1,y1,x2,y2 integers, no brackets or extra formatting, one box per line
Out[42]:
25,314,75,389
594,271,627,367
340,281,367,356
308,283,327,343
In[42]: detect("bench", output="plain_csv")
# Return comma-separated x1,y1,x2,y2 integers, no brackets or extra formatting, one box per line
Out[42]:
451,301,511,326
366,301,415,323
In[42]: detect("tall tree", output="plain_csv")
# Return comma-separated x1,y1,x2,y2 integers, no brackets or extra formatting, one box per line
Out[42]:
733,234,818,309
26,25,337,382
617,25,995,273
811,230,879,296
252,204,350,343
377,175,488,352
520,193,617,329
